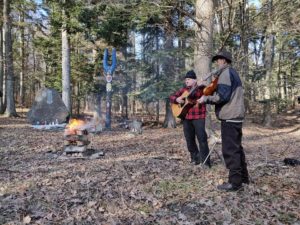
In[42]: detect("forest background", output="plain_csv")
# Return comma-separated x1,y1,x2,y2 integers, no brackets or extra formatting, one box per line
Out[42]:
0,0,299,126
0,0,300,224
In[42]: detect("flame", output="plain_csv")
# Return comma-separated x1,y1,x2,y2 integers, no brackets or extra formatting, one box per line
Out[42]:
67,119,85,131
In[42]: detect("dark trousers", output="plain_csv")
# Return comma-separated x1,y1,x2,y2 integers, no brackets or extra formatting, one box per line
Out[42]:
221,121,249,186
183,119,210,165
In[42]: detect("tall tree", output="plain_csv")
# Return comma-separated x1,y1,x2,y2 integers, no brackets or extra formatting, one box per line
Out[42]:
194,0,214,76
163,33,177,128
18,7,26,106
239,0,251,113
3,0,17,116
0,0,4,113
61,0,71,113
194,0,214,135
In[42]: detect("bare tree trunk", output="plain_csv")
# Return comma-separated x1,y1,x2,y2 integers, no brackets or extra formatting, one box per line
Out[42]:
120,46,129,119
0,21,5,113
30,32,37,105
289,63,295,109
155,31,160,124
131,73,136,117
19,11,25,106
194,0,214,75
264,0,275,100
62,3,71,113
121,88,128,119
163,32,176,128
194,0,214,136
3,0,17,117
264,33,275,100
276,44,284,112
163,98,176,128
240,0,251,114
262,0,275,125
73,81,79,115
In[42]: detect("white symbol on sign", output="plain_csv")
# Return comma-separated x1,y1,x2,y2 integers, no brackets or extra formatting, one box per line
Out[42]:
106,75,112,83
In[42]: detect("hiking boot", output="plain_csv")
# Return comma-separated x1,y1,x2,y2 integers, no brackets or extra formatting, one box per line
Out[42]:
217,182,243,192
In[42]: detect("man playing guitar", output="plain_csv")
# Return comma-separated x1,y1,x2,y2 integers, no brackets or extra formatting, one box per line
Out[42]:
169,70,211,167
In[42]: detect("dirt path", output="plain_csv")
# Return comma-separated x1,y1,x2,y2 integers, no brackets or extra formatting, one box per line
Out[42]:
0,113,299,224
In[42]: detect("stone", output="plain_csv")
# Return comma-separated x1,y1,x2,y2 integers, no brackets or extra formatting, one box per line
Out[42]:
27,88,69,125
129,119,143,134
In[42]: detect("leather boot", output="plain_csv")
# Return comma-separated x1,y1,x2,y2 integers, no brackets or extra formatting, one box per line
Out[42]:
190,152,196,164
194,151,201,165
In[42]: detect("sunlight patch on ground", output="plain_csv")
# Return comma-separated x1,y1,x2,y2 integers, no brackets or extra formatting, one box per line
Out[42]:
0,123,30,128
101,152,178,164
0,179,34,196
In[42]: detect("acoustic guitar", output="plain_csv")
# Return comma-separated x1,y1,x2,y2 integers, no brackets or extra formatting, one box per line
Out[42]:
171,85,199,120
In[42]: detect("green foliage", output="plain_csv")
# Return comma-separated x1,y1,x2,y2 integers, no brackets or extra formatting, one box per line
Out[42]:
79,4,132,47
97,5,131,47
6,0,299,114
44,0,84,34
135,74,183,103
131,1,164,30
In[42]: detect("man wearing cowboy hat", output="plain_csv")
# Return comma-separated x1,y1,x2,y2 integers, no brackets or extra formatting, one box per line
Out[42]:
198,49,249,191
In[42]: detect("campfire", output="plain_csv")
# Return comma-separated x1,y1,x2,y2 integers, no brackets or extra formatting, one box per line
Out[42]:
63,119,90,157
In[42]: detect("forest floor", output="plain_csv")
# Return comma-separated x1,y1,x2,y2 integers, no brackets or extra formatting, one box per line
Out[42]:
0,109,299,225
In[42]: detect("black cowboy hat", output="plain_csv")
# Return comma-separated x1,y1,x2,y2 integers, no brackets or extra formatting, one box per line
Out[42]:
212,49,232,63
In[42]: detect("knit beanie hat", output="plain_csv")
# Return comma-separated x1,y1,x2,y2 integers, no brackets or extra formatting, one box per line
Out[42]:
184,70,197,79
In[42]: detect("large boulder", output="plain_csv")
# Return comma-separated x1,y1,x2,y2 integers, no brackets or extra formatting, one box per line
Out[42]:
27,88,69,125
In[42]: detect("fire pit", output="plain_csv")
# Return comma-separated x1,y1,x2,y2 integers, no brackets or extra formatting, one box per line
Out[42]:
63,119,90,157
61,118,105,159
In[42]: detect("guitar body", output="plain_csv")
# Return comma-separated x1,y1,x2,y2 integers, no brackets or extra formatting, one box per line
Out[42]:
171,90,196,119
171,103,183,118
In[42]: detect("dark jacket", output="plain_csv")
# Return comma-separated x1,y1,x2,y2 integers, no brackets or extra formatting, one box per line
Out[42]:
205,67,245,121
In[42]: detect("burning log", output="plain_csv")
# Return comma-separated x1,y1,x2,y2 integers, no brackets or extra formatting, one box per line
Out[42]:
63,119,90,156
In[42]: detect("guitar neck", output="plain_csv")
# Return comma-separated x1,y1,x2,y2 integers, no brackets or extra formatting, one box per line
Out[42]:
185,85,198,99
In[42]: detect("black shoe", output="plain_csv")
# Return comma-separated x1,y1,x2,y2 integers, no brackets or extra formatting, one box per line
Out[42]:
217,182,243,192
194,152,201,165
190,152,197,164
201,164,211,169
194,160,201,165
190,158,195,164
242,179,250,184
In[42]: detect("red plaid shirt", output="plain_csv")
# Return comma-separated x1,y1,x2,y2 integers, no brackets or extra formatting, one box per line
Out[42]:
170,86,206,120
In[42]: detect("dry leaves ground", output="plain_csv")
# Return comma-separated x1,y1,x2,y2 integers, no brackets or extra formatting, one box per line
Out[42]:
0,111,299,225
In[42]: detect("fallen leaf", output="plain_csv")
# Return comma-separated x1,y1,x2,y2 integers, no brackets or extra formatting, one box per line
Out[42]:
23,215,31,224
